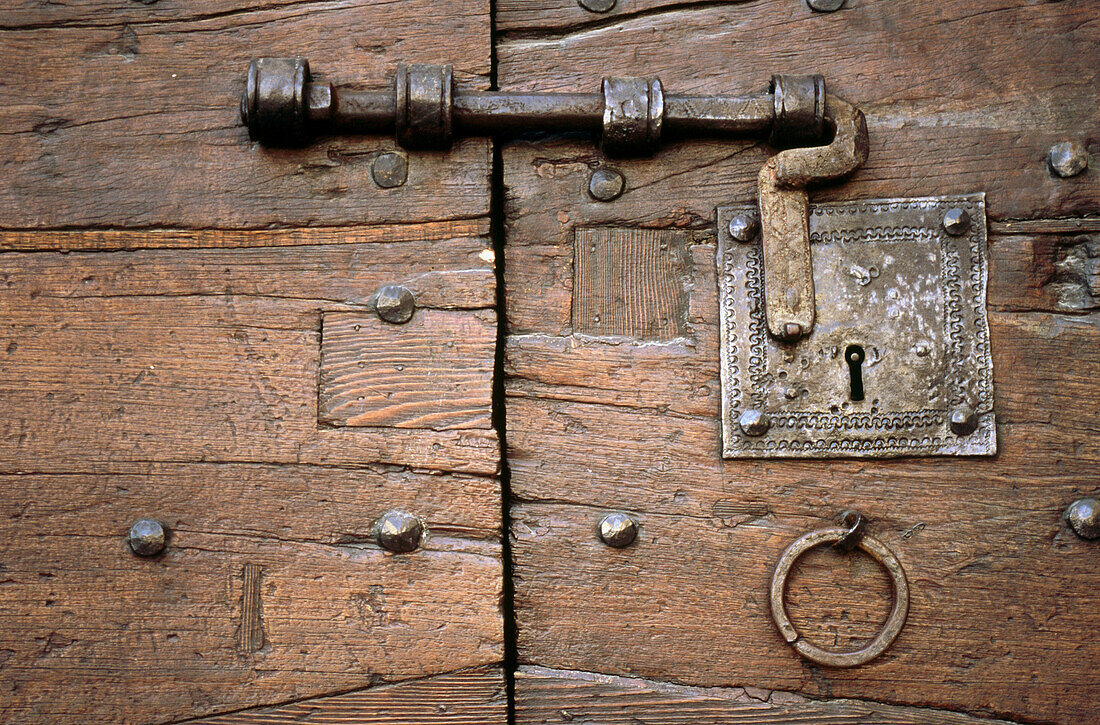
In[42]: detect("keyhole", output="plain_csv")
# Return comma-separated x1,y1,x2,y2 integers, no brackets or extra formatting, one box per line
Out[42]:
845,344,865,401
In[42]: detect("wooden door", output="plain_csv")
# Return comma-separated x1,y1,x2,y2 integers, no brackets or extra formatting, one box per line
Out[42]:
0,2,505,722
499,1,1099,723
3,1,1098,723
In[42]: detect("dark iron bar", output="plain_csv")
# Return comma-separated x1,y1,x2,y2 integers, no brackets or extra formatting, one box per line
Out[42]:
304,87,774,137
242,58,801,151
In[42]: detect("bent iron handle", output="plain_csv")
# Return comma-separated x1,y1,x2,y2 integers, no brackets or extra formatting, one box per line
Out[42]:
239,58,868,341
759,97,869,340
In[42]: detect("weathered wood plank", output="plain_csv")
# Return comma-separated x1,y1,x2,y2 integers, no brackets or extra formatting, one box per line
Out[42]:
515,667,1021,725
0,233,498,475
511,490,1099,725
498,0,1099,221
192,666,507,724
504,312,1100,723
0,220,489,252
505,312,1100,507
0,487,503,724
992,234,1098,314
320,310,496,430
502,145,1099,335
503,125,1099,723
0,0,491,228
0,462,501,543
0,235,495,309
497,0,752,34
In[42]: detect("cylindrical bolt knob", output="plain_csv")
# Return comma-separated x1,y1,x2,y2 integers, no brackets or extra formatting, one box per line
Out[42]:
807,0,845,12
1065,498,1100,540
242,57,310,146
128,518,167,557
739,408,771,436
588,168,625,202
942,208,971,236
377,511,424,553
949,406,979,436
728,214,760,242
374,285,415,324
1048,141,1089,178
598,512,638,548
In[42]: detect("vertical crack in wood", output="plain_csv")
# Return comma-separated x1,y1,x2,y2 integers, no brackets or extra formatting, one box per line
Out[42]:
236,563,266,655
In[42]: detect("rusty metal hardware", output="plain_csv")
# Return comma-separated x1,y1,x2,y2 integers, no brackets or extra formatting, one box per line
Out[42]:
240,58,868,341
242,57,811,151
758,96,868,341
1065,498,1100,540
128,518,167,557
373,284,416,325
718,194,996,459
597,512,639,548
376,510,424,553
770,512,909,668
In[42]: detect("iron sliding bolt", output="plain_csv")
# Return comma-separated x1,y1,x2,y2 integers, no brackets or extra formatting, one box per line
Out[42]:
240,58,868,342
241,57,830,153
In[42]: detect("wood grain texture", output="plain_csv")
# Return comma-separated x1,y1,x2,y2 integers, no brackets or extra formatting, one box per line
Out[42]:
0,219,489,252
497,0,756,35
0,231,498,475
192,666,507,724
993,233,1098,314
503,106,1099,724
497,0,1099,221
505,310,1100,723
0,0,491,228
572,227,691,340
320,310,496,430
515,667,1021,725
0,479,503,723
502,143,1099,336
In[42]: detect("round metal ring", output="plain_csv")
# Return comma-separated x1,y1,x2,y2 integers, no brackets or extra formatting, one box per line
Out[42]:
769,526,909,667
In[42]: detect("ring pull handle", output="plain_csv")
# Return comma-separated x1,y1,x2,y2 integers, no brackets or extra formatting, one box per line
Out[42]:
769,511,909,668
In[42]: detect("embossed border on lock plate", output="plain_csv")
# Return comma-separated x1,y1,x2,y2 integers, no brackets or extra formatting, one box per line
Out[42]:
718,193,995,459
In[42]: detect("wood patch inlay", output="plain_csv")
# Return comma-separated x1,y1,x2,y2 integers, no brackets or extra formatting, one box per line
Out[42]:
236,563,265,655
572,228,690,340
319,310,496,430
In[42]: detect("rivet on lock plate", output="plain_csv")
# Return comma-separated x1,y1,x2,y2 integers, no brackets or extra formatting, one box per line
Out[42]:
718,194,996,458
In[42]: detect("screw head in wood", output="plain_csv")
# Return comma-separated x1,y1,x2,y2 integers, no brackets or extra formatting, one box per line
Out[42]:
942,208,971,236
598,512,638,548
738,408,771,436
1048,141,1089,178
1065,498,1100,540
374,285,415,324
579,0,616,12
588,168,625,202
728,214,760,243
807,0,844,11
376,511,424,553
128,518,167,557
949,405,979,436
371,152,408,188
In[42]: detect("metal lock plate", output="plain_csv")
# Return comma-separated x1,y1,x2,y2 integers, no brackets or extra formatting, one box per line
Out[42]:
718,193,995,458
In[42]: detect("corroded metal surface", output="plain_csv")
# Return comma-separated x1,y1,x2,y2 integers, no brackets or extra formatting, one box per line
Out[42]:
718,193,996,458
600,77,663,156
239,58,784,151
770,515,909,667
757,96,870,342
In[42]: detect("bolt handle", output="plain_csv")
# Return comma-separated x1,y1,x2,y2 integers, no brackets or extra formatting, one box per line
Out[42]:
240,58,869,342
